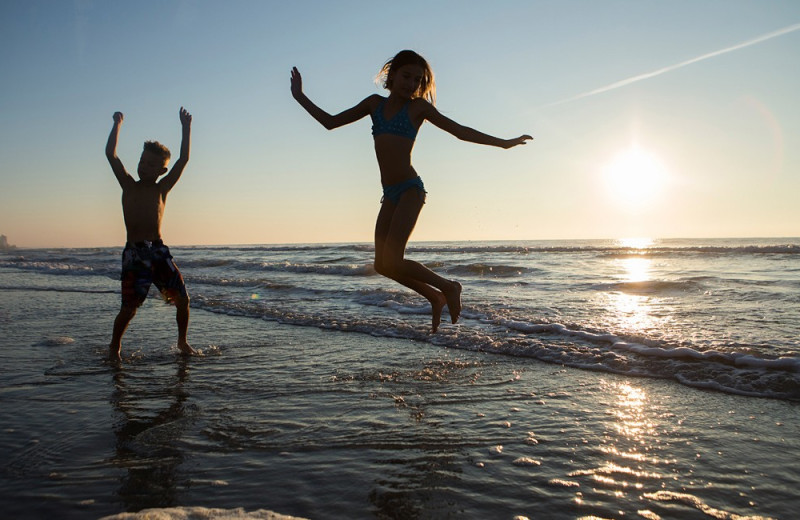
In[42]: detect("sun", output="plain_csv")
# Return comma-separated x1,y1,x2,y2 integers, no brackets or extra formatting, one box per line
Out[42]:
602,146,668,206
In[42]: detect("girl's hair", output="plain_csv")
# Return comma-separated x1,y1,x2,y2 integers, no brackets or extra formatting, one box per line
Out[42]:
376,50,436,105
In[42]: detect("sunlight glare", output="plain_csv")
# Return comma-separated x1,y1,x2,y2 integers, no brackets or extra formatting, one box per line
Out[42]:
603,146,668,207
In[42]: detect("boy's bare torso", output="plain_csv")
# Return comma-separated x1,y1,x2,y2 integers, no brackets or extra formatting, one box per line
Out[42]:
122,181,166,243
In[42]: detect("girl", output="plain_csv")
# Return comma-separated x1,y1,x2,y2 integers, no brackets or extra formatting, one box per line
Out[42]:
290,50,532,333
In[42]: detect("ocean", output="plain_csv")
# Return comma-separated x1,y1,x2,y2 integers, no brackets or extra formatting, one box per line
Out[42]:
1,237,798,519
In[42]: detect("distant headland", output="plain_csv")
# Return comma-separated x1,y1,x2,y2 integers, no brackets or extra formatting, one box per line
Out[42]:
0,235,16,251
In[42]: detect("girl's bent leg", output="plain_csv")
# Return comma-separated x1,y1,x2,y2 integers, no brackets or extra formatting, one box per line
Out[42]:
390,274,448,333
374,190,462,328
395,258,461,323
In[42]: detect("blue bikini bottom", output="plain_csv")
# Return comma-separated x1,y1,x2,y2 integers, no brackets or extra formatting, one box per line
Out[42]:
381,176,426,205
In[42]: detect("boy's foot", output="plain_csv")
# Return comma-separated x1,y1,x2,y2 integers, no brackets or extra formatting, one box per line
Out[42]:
445,281,462,324
430,291,447,334
109,344,122,361
178,341,197,356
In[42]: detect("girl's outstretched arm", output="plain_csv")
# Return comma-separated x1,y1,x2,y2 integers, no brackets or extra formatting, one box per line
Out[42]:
290,67,373,130
421,102,532,149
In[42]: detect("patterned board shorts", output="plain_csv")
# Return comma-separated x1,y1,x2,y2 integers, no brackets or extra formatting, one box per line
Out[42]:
120,240,187,308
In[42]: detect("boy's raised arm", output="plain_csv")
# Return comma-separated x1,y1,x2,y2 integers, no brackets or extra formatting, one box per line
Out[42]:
106,112,131,187
160,107,192,192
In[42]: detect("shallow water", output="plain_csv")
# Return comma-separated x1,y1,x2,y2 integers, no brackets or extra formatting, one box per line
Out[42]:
1,239,799,518
4,238,800,400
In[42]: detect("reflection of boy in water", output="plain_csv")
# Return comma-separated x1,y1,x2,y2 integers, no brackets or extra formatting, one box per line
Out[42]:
105,108,196,360
110,361,189,509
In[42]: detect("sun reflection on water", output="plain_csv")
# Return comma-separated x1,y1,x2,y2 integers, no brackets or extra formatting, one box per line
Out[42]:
567,382,665,515
618,237,655,250
617,237,654,283
603,383,668,506
613,383,652,440
608,251,660,333
621,256,650,283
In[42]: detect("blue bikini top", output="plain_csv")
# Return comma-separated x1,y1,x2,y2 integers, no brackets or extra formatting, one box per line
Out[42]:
371,98,418,140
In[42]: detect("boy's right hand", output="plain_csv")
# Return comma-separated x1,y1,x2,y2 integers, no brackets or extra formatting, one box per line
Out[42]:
113,112,124,124
179,106,192,127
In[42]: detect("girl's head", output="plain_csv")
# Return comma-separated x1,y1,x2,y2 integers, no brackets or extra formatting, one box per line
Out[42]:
377,50,436,105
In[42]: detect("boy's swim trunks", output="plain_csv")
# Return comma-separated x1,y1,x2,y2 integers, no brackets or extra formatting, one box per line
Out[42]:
120,240,187,308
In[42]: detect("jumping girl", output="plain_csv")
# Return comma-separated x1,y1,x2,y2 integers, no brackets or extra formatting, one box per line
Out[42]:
290,50,532,333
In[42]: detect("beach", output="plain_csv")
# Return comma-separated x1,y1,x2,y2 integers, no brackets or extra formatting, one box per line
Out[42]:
1,239,798,519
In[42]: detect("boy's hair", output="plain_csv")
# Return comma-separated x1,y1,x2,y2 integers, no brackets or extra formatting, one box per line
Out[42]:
377,50,436,105
143,140,171,163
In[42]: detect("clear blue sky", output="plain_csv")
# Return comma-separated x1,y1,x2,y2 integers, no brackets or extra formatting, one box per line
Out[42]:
1,1,798,247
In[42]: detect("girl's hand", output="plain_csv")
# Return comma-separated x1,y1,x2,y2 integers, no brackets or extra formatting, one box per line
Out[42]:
113,112,124,124
290,67,303,99
504,134,533,149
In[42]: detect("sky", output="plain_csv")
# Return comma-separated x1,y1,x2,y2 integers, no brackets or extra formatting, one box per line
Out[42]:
1,0,798,247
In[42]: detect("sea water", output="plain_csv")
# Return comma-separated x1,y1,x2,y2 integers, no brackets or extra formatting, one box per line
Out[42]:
1,237,798,519
4,237,797,398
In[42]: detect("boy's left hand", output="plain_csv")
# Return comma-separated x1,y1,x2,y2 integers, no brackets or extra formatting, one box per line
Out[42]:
180,107,192,126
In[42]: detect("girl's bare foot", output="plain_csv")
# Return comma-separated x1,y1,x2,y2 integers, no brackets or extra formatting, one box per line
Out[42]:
178,342,197,356
430,291,447,333
109,344,121,361
445,281,462,324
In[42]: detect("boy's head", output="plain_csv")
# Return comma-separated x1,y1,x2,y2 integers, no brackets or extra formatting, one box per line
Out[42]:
137,141,171,181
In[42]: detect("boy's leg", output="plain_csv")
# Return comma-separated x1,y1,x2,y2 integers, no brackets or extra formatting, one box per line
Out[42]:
152,245,196,356
110,305,137,359
175,293,196,356
112,248,149,360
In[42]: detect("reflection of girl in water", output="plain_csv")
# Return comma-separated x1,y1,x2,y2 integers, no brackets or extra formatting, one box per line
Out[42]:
291,50,532,332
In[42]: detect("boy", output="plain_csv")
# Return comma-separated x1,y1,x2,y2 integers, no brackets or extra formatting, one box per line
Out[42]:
105,107,196,360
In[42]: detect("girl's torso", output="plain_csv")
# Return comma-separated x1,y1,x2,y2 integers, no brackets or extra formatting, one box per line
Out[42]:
369,95,425,186
371,97,418,140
